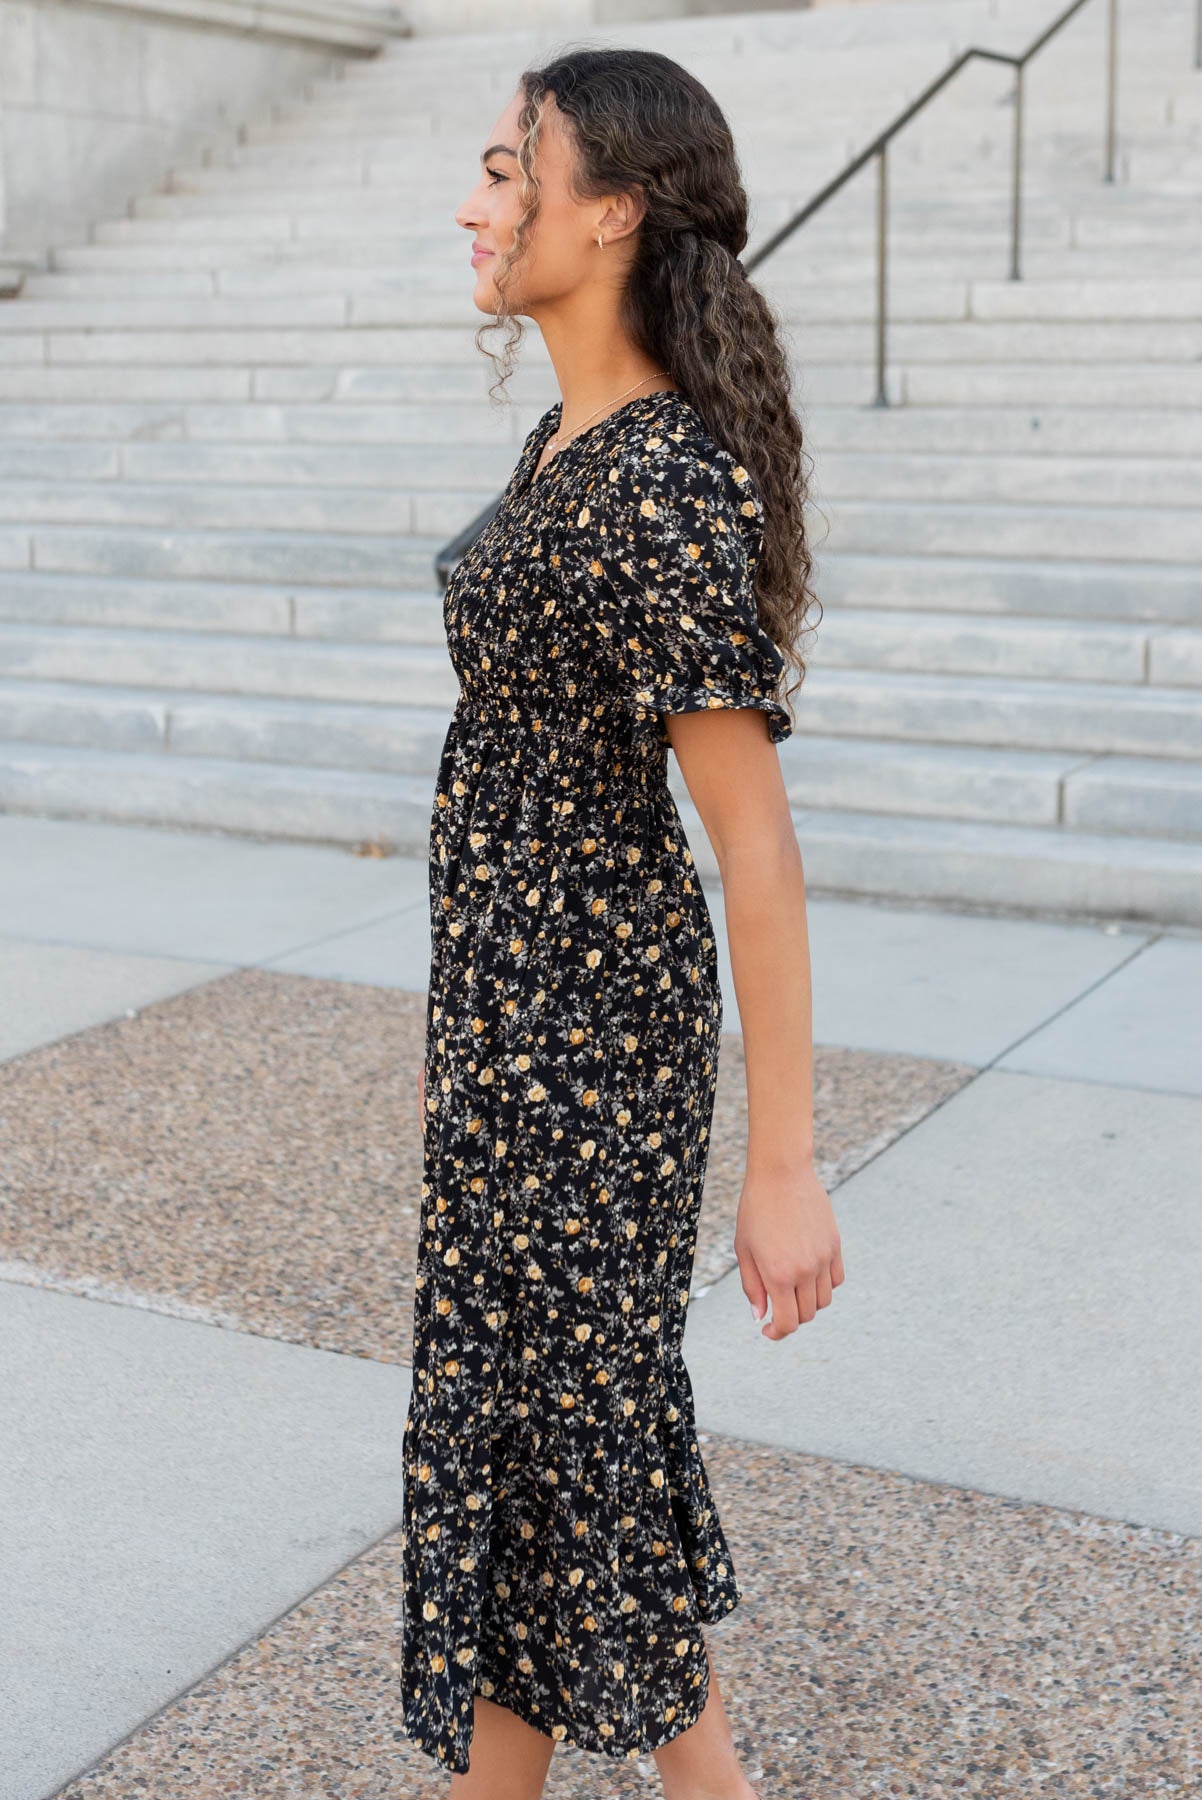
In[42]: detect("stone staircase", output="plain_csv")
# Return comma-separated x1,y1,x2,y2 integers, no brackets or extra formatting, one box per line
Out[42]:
1,0,1200,924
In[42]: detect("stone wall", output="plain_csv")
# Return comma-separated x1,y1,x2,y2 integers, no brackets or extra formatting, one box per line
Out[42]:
0,0,408,266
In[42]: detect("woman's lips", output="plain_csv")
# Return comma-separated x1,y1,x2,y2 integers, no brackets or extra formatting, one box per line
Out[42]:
471,248,493,264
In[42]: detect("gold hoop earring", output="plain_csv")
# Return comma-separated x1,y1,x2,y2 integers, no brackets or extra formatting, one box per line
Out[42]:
596,233,604,250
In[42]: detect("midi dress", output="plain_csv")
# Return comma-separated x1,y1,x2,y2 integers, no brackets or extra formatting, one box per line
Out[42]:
399,386,793,1774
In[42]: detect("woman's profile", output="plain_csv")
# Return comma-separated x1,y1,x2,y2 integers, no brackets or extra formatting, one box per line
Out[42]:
402,43,844,1800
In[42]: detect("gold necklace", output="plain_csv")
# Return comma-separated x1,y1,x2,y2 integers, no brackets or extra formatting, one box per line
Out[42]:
545,371,672,456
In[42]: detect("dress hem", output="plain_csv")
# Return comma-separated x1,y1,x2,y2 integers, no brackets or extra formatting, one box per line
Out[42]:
400,1583,745,1776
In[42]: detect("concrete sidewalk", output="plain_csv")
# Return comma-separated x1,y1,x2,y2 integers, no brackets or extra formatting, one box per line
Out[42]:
1,812,1198,1799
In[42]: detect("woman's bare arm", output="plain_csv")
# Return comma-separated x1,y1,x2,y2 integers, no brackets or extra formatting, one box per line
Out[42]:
666,705,845,1341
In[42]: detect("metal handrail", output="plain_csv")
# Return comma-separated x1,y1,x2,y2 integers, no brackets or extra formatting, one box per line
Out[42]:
743,0,1121,406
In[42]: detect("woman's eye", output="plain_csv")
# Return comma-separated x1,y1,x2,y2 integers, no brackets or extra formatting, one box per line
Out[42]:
485,166,507,185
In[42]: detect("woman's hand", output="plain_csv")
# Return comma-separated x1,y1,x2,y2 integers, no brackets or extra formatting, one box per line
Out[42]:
734,1160,844,1340
418,1063,426,1138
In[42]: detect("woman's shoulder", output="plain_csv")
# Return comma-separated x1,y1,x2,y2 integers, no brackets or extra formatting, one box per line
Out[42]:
600,393,765,534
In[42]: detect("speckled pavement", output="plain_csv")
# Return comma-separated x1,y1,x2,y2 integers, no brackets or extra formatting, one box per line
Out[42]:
2,816,1199,1799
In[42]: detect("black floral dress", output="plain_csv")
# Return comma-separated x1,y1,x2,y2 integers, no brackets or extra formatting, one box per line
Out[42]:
399,388,793,1774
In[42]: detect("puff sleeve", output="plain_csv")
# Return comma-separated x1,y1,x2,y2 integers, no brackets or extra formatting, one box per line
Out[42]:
562,435,793,744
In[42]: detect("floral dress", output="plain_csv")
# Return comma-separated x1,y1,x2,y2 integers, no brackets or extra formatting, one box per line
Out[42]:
399,387,793,1774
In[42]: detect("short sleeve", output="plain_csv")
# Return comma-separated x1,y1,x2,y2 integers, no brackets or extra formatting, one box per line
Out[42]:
561,435,793,744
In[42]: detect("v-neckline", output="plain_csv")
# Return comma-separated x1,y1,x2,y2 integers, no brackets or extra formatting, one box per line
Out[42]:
522,389,685,497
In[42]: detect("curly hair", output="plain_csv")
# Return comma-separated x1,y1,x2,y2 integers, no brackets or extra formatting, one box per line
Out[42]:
473,43,823,715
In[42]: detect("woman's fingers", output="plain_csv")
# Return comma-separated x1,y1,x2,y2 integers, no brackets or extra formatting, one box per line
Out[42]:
756,1259,844,1339
738,1251,769,1322
763,1282,801,1340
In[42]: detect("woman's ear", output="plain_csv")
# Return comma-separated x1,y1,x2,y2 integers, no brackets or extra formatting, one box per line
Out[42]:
597,183,647,245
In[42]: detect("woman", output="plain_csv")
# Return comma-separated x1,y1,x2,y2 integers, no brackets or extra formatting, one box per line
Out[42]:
403,44,844,1800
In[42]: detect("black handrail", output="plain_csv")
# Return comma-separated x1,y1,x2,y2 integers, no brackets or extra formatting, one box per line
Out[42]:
743,0,1120,406
436,0,1133,585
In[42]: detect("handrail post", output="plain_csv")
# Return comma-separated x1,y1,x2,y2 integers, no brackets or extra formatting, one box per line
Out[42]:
1105,0,1119,180
1010,59,1025,280
874,143,889,406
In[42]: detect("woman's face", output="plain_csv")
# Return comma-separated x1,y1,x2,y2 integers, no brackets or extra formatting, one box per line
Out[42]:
455,88,633,316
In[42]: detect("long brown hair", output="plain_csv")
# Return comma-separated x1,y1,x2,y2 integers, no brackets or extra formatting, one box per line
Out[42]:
475,43,823,713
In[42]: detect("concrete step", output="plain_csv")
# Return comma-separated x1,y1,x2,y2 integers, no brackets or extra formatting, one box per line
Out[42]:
0,571,446,640
19,264,1202,322
0,296,352,330
109,438,513,490
23,436,1202,523
0,624,455,705
0,364,488,404
77,191,1077,235
268,78,1201,124
81,207,1202,262
823,496,1202,565
0,366,264,402
3,477,1200,562
674,794,1202,930
898,361,1202,406
3,436,1200,510
814,552,1202,627
0,477,432,535
38,245,1202,290
809,611,1155,682
32,601,1178,692
779,737,1202,838
0,561,1196,644
14,276,1202,327
169,102,1202,161
799,667,1202,758
0,738,431,845
1062,755,1202,838
809,450,1202,508
6,320,1202,367
88,166,1202,217
0,678,451,770
229,91,1197,149
5,522,1201,620
18,270,220,298
0,399,513,448
1,400,1200,461
19,524,444,586
0,443,118,480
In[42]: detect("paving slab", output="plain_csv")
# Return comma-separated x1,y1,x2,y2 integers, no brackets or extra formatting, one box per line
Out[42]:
0,933,228,1060
684,1067,1202,1537
0,1280,409,1800
995,933,1202,1096
262,892,432,988
0,815,425,966
701,876,1155,1065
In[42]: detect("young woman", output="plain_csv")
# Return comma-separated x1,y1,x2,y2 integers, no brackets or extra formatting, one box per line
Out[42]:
404,44,843,1800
